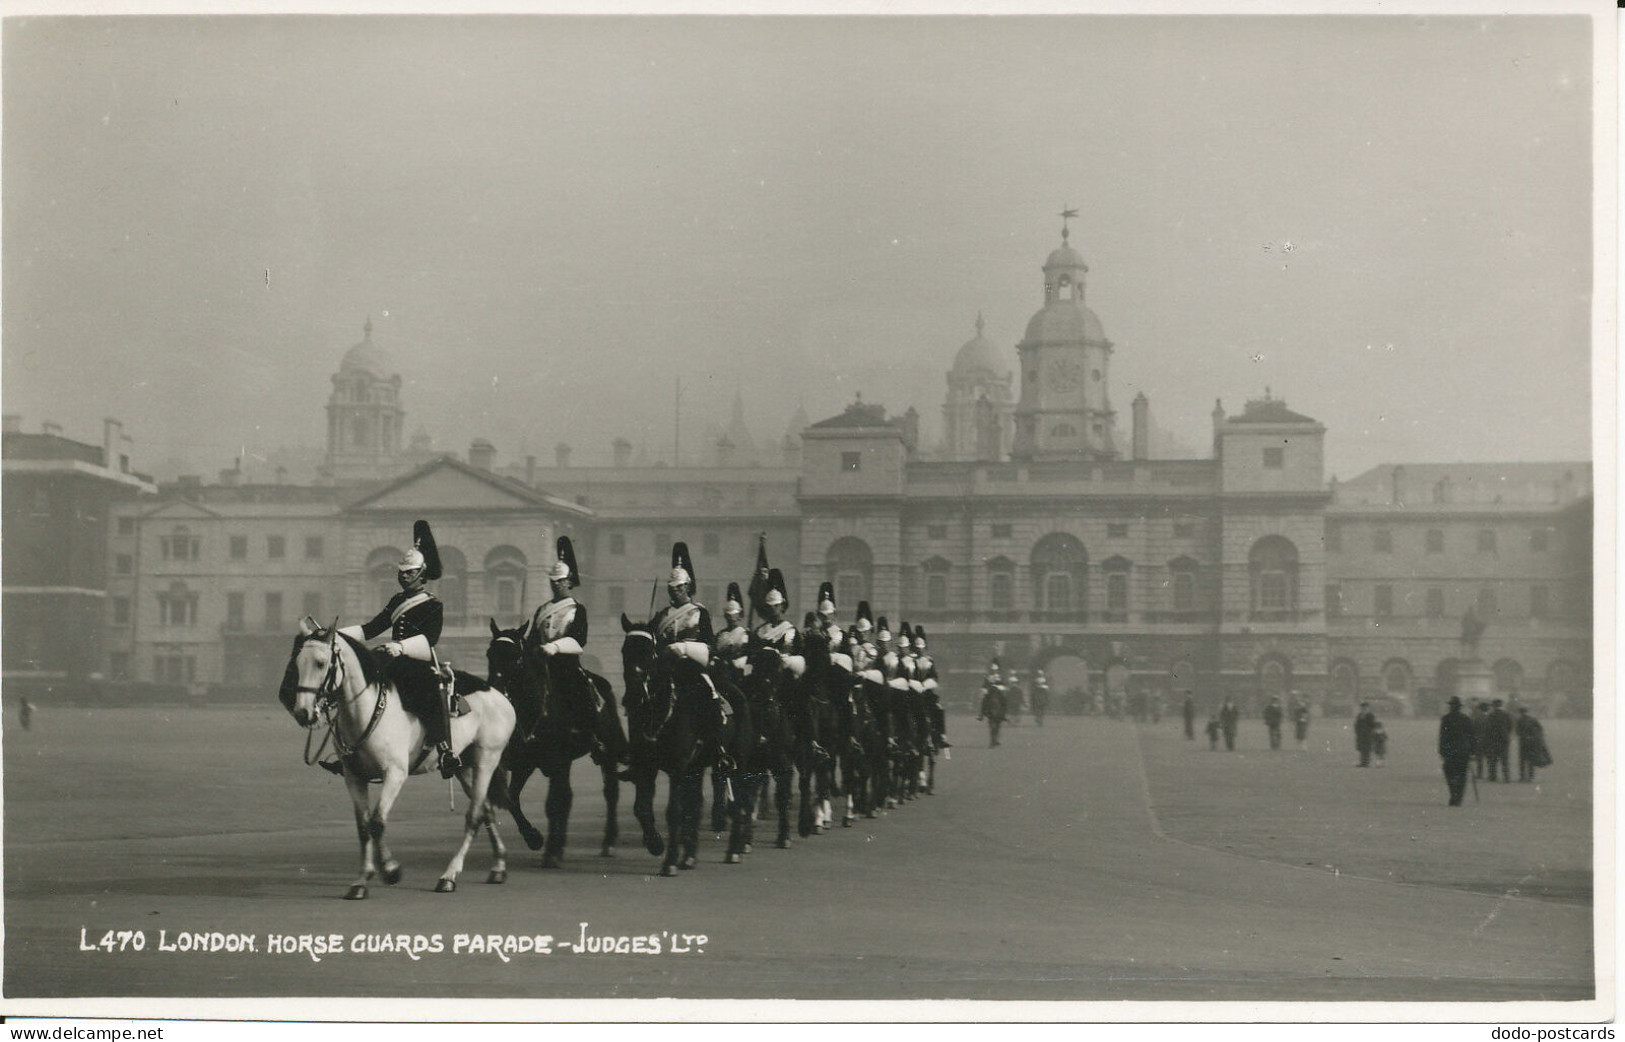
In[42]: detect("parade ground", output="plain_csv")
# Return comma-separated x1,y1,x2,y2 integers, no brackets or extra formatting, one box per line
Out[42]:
1,704,1597,1010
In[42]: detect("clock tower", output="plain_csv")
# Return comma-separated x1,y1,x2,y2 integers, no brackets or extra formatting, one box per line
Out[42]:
1009,215,1118,462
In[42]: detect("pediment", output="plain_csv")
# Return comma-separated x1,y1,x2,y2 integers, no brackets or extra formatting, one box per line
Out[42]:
347,458,544,514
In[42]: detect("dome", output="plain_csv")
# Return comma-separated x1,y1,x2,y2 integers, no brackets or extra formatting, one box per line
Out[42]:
1044,244,1088,272
1023,300,1106,344
339,319,396,379
951,314,1006,376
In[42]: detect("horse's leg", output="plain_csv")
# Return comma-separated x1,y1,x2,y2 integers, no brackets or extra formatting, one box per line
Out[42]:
541,759,574,869
797,753,815,837
631,766,664,857
659,772,682,876
436,753,501,893
600,761,620,857
343,773,377,900
369,767,409,890
458,767,508,884
709,768,728,835
774,764,793,847
506,760,546,851
679,771,702,870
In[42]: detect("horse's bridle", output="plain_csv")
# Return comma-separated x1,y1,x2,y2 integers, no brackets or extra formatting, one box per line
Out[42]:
294,634,387,764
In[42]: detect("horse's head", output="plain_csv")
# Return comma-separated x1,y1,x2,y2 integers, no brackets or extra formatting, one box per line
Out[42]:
485,618,531,695
619,613,658,691
284,616,344,728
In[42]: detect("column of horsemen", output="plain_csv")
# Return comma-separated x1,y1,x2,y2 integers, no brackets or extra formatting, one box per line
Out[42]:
306,519,951,872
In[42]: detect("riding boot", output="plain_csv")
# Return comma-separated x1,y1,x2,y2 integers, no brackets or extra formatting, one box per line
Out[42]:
437,672,462,778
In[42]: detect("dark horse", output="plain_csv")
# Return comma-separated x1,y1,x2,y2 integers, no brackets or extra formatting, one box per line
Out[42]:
484,620,628,867
720,646,800,856
795,617,844,835
619,616,755,875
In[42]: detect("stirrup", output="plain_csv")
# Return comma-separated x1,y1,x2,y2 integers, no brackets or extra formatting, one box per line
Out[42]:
437,748,462,779
318,759,346,776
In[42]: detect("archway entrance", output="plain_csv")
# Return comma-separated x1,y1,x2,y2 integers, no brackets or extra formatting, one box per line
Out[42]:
1044,653,1089,714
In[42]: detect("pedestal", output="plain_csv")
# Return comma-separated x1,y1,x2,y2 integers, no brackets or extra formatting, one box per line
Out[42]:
1454,657,1494,705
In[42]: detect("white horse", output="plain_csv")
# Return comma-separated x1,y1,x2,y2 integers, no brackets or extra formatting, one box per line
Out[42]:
282,618,517,899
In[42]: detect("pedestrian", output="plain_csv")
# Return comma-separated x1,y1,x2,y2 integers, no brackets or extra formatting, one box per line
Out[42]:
1182,692,1196,740
1354,702,1376,767
1219,697,1239,752
1291,697,1311,750
1263,696,1284,751
1485,699,1513,782
1514,706,1552,782
977,662,1008,748
1371,719,1387,767
1438,695,1476,806
18,696,32,731
1205,714,1222,751
1029,669,1049,727
1471,701,1490,779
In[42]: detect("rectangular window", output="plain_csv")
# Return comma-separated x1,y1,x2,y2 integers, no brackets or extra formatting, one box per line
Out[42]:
926,524,948,540
1530,528,1550,552
109,651,130,680
267,536,285,559
226,592,245,631
1425,529,1444,554
702,533,721,555
112,597,130,625
841,452,861,472
1373,529,1393,553
1263,447,1284,469
991,524,1013,539
609,533,626,556
1174,521,1196,538
1530,585,1550,619
159,593,197,627
1325,524,1342,553
230,535,248,560
495,579,517,615
116,554,133,575
1374,585,1394,617
989,572,1013,610
926,573,947,610
1324,584,1342,617
1477,529,1497,555
1173,572,1195,612
1107,523,1129,538
1259,574,1288,611
607,586,626,614
1106,573,1129,613
117,516,136,536
302,592,322,619
1477,587,1498,616
305,536,324,559
1426,587,1445,617
265,592,283,631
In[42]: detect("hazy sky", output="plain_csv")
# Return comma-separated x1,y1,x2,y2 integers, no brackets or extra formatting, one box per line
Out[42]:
2,13,1598,480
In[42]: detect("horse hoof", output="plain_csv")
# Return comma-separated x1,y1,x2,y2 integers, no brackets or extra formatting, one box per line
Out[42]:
724,852,742,864
434,879,456,893
645,835,665,857
864,811,878,819
381,863,403,886
523,832,545,852
776,837,791,849
679,856,698,870
660,864,677,877
743,843,753,855
487,869,507,885
541,854,563,870
600,845,616,858
344,885,368,901
842,817,855,828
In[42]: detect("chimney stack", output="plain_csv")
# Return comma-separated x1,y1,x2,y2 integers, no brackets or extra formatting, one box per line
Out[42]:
103,418,123,469
612,437,632,468
469,439,495,471
1131,393,1150,461
555,442,572,469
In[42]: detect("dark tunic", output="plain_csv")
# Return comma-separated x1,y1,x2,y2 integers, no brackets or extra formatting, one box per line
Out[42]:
358,589,444,719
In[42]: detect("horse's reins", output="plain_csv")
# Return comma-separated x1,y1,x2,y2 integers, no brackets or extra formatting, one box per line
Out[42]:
296,636,389,767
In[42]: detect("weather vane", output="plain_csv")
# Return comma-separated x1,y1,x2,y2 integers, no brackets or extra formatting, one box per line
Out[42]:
1059,205,1079,243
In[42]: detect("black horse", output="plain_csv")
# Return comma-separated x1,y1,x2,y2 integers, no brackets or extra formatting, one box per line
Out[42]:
619,615,755,875
796,617,844,835
484,620,628,868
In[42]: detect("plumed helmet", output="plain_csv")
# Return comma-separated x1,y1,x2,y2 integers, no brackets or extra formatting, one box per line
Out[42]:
817,581,836,617
854,601,873,633
549,535,580,587
876,615,892,643
913,627,929,651
400,520,443,581
764,568,788,608
668,541,695,589
897,622,913,649
725,582,744,618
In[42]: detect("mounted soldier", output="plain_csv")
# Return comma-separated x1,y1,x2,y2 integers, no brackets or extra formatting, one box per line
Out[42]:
816,582,853,678
851,601,882,687
751,566,803,676
713,582,751,687
526,535,609,763
328,519,461,778
649,542,729,756
913,625,948,751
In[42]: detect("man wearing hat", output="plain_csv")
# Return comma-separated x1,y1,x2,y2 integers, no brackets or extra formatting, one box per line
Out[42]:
332,519,461,778
1030,668,1050,727
910,625,949,752
713,582,751,686
1438,695,1477,806
815,583,853,676
529,536,614,762
650,542,729,753
978,660,1008,747
1485,698,1514,782
850,602,883,686
750,566,804,676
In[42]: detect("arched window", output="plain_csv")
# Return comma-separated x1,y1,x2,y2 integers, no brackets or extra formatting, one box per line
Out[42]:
1493,658,1524,697
1382,659,1413,697
436,545,468,627
921,557,951,612
1101,555,1132,621
986,555,1016,612
1249,536,1300,617
1258,655,1291,700
1330,659,1359,705
826,537,873,609
484,545,529,625
1030,532,1087,617
1166,555,1199,616
366,547,402,609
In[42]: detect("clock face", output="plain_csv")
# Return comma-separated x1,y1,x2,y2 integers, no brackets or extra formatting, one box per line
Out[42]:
1050,358,1083,393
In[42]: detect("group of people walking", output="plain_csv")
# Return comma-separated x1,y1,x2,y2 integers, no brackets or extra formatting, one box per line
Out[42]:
1437,696,1552,806
975,664,1050,746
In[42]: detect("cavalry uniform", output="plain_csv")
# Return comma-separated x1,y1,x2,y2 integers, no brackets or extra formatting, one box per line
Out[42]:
750,567,804,676
816,583,853,675
530,536,603,751
913,626,948,750
650,542,729,744
851,602,883,687
714,583,751,685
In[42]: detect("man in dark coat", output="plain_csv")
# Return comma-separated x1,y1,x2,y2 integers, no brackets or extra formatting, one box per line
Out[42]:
1291,697,1311,750
1218,697,1239,751
1515,706,1550,782
1354,702,1377,767
1471,701,1491,778
1263,696,1284,751
1485,699,1514,782
1438,695,1476,806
